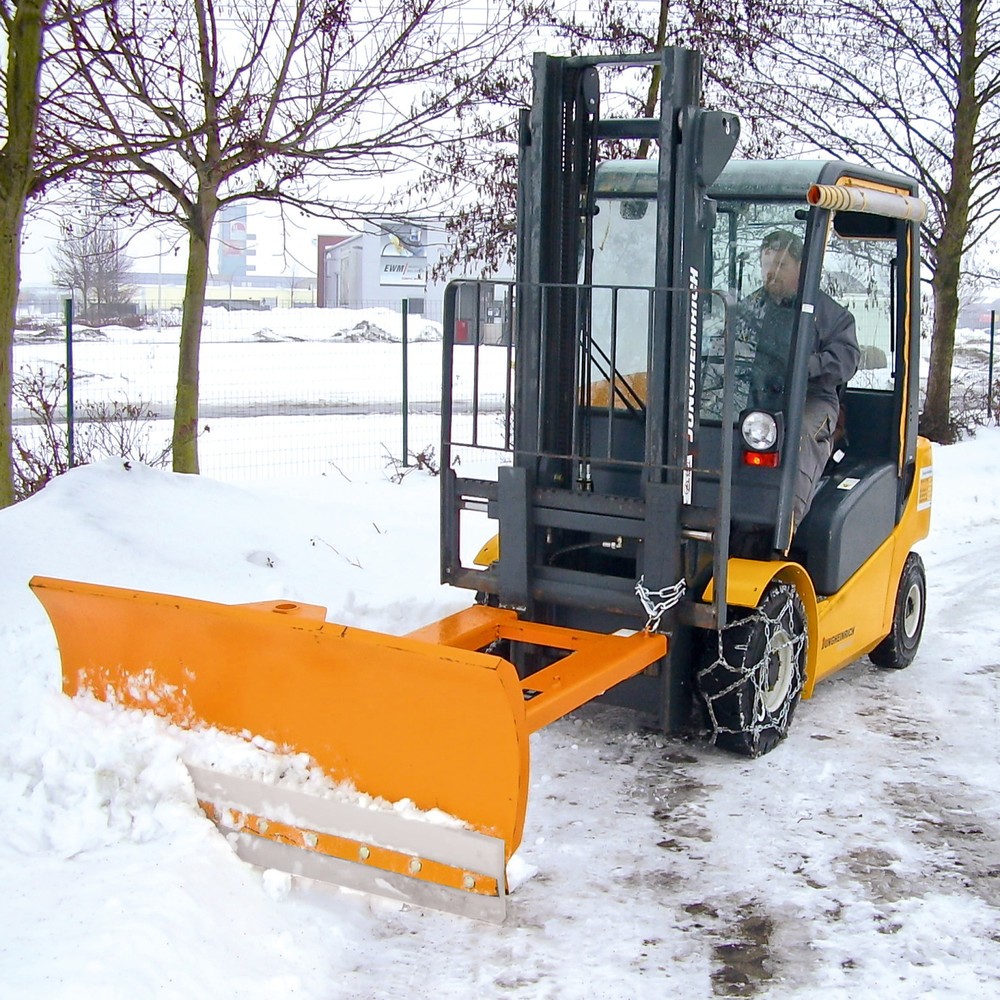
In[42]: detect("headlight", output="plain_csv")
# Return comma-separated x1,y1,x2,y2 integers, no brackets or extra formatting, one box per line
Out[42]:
741,411,778,451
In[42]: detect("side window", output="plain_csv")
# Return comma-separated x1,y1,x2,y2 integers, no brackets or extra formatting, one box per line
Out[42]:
821,226,896,392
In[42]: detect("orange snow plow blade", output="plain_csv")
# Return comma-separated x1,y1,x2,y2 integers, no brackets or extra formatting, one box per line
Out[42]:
30,575,666,920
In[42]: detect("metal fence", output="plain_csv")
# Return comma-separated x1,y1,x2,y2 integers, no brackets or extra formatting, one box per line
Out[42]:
13,301,999,484
13,302,452,482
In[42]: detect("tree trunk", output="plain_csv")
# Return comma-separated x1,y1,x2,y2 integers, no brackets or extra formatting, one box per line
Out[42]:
0,198,27,508
923,238,964,443
635,0,671,160
0,0,48,508
919,0,981,443
171,202,217,474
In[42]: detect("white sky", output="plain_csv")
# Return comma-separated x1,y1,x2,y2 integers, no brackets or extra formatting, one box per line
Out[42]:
20,196,356,285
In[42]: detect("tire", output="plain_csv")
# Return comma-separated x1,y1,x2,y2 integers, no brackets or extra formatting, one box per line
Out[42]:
697,581,807,758
869,552,926,670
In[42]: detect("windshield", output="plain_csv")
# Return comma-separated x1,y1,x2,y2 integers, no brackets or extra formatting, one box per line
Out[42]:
701,202,807,420
582,193,808,421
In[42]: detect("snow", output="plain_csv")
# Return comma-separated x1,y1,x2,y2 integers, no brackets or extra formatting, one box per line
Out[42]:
3,317,1000,998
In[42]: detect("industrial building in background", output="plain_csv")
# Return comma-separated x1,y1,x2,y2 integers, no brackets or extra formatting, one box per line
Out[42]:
318,221,446,316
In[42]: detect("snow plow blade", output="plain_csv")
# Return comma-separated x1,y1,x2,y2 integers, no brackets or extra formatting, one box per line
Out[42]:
187,765,509,922
30,575,667,919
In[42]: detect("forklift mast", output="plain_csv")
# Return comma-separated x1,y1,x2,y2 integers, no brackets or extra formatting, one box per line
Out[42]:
442,50,740,642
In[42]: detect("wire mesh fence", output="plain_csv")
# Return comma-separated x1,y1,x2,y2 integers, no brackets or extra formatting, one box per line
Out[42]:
14,301,999,487
12,304,457,483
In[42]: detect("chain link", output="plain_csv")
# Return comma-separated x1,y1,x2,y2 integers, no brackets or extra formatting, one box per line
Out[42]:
635,574,686,632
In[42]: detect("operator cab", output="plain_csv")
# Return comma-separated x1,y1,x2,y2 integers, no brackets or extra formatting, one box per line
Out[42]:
584,158,921,591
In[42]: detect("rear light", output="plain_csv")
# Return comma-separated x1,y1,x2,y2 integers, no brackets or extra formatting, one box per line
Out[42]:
743,450,780,468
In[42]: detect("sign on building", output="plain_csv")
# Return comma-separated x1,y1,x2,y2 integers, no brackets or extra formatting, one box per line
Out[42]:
379,224,427,287
218,204,256,280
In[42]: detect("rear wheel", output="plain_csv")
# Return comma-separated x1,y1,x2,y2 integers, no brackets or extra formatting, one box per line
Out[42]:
869,552,926,670
696,581,807,758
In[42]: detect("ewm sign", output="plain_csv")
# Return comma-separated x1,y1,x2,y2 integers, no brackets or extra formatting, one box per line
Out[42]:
379,224,427,287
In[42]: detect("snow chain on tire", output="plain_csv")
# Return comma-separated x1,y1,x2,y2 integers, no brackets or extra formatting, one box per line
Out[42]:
696,581,807,757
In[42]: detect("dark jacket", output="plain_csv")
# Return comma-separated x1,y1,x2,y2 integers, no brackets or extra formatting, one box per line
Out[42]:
805,291,860,409
739,290,860,412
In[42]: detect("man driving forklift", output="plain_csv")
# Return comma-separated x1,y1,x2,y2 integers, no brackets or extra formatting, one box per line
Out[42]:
741,229,861,526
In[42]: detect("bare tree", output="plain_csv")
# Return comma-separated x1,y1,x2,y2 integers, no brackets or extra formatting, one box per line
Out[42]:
51,208,136,323
0,0,124,508
0,0,49,508
52,0,533,473
748,0,1000,442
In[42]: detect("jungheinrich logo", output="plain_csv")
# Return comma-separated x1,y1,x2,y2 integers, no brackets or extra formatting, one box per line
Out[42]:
822,626,856,649
683,266,699,503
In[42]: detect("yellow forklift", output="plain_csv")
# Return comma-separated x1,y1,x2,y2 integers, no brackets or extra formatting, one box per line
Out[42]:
443,50,931,756
33,49,931,920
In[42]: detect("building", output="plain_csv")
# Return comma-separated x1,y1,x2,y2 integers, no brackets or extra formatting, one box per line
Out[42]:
17,211,495,324
318,221,453,317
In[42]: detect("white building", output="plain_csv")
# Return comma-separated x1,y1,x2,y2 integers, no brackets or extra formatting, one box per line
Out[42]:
318,221,454,317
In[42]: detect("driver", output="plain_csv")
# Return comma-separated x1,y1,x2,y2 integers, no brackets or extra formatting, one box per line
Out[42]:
742,229,860,527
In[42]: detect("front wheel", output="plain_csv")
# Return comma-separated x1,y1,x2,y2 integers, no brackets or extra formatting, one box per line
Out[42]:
869,552,926,670
696,581,808,758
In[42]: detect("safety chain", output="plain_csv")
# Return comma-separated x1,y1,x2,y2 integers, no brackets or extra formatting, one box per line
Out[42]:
635,574,686,632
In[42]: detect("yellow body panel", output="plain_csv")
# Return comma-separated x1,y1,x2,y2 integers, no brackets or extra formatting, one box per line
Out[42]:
808,437,932,692
808,540,897,693
706,558,821,691
709,437,932,697
473,534,500,567
836,176,914,197
588,371,649,408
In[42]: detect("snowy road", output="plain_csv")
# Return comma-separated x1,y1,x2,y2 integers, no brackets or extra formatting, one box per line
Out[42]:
331,653,1000,998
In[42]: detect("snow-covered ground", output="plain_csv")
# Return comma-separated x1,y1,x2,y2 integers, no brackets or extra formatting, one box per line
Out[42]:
2,317,1000,998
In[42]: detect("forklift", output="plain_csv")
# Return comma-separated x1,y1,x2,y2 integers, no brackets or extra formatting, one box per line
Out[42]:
440,48,932,757
33,48,932,920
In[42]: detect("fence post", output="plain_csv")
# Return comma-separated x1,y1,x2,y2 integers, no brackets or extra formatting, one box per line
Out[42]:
401,297,409,466
989,310,996,424
65,298,75,468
